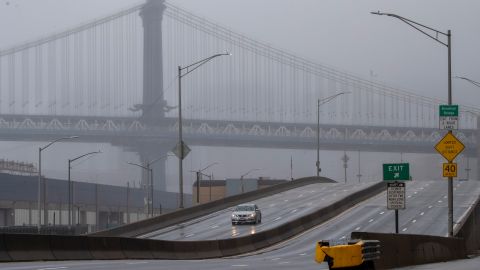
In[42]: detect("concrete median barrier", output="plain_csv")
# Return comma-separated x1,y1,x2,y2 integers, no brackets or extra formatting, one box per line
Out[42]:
0,234,11,262
351,231,466,269
4,234,55,261
148,239,177,259
194,240,222,259
120,237,153,259
50,235,93,260
87,236,125,260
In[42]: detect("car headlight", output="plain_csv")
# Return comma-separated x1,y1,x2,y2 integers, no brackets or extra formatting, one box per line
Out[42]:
231,214,237,218
249,213,255,218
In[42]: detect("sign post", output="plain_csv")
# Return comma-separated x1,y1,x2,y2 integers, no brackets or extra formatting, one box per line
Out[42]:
435,131,464,236
383,163,410,234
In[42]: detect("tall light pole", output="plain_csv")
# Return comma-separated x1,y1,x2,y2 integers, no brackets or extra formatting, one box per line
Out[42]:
192,162,219,204
127,154,171,217
127,162,153,217
372,11,453,236
68,151,101,227
316,92,350,176
37,136,78,233
240,168,262,194
177,52,230,208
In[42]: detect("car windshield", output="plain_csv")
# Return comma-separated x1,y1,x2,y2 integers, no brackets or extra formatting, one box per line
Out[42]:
235,205,254,211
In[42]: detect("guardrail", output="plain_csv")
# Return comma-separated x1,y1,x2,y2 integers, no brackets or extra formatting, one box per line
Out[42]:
93,176,337,237
0,181,385,262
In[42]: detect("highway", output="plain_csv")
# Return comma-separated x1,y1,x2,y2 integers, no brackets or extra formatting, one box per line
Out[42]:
140,181,379,240
2,179,480,270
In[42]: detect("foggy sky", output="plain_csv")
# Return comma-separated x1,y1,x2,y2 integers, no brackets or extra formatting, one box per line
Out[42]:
1,0,479,105
0,0,478,190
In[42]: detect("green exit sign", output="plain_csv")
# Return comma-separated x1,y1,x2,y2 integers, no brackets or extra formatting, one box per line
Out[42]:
383,163,410,181
439,105,458,117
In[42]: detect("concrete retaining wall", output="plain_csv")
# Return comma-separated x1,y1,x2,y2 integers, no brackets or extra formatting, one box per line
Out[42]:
0,181,385,262
351,231,467,269
93,176,337,237
455,191,480,253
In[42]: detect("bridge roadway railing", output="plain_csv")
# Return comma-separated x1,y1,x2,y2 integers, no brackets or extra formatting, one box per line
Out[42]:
0,179,386,262
0,115,476,152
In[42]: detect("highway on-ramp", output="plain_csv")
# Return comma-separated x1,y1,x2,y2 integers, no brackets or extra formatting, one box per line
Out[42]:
140,181,379,240
2,179,480,270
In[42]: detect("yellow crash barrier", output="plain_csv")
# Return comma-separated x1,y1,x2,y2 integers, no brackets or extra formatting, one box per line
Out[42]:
315,240,380,269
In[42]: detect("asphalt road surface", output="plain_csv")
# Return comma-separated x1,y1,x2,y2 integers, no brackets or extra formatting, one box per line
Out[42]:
2,179,480,270
141,181,379,240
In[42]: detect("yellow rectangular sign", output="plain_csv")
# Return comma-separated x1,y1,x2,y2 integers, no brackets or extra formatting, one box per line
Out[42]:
443,163,457,178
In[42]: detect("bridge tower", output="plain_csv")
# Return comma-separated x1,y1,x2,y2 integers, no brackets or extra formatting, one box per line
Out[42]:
138,0,171,193
140,0,166,122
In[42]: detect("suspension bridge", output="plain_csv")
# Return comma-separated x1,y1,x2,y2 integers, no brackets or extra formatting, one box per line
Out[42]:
0,0,478,191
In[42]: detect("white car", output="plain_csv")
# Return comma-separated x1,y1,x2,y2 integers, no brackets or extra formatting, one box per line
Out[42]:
231,203,262,225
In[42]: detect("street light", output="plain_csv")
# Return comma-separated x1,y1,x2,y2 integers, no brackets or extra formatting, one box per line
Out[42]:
68,150,101,227
177,52,230,208
372,11,454,236
127,162,153,217
316,92,350,176
191,162,219,204
240,168,262,194
127,154,172,217
37,136,78,233
455,76,480,88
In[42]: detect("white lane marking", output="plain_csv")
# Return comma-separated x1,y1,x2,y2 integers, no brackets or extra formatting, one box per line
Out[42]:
274,217,282,221
298,194,304,198
380,211,385,215
185,233,194,238
278,262,290,265
284,199,289,202
38,268,68,270
291,209,298,213
414,191,418,194
443,195,447,199
340,235,346,239
412,220,417,223
428,205,433,209
368,219,374,223
299,253,307,256
420,212,425,216
127,262,148,265
211,225,219,229
402,228,408,232
355,227,361,231
271,258,281,261
438,200,443,203
407,195,412,198
232,265,248,267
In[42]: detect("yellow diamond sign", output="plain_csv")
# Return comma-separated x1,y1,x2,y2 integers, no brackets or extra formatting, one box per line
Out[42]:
435,132,465,162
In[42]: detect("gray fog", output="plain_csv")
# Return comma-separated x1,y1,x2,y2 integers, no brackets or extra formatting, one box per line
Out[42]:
0,0,478,192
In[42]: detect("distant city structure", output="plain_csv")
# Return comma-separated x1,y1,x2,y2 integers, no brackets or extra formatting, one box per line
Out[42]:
0,159,37,176
0,172,191,232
